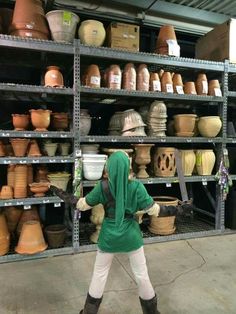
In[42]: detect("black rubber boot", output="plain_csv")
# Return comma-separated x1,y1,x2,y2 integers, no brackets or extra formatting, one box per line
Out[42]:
79,293,102,314
159,205,178,217
139,294,160,314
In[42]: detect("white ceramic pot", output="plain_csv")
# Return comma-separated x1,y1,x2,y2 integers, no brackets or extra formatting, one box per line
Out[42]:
80,115,91,136
46,10,79,43
82,154,107,180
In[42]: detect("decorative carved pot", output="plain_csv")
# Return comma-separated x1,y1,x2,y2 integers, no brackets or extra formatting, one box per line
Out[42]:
0,213,10,256
197,116,222,138
30,109,51,131
78,20,106,47
180,149,196,176
153,147,176,177
44,66,64,87
196,149,216,175
90,204,105,243
12,114,30,131
132,144,154,178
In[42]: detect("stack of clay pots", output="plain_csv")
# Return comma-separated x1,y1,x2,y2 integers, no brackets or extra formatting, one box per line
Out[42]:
121,109,147,136
9,0,49,39
14,165,28,198
155,25,180,57
147,100,167,136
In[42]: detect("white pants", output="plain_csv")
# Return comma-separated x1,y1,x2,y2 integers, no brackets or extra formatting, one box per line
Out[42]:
89,246,155,300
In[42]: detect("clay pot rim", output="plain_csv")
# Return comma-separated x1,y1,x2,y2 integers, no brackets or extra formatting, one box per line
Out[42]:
199,116,221,120
44,224,67,233
29,182,50,187
29,109,52,113
173,114,197,118
46,9,79,21
12,114,30,117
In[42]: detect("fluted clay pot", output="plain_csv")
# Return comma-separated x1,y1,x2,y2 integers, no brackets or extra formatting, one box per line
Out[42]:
45,224,67,248
172,73,184,94
148,196,178,235
174,114,197,136
12,114,30,131
44,66,64,87
15,220,47,255
29,182,49,197
78,20,106,47
122,63,136,90
17,206,40,236
133,144,154,178
0,8,13,34
208,79,222,96
0,186,13,200
10,0,49,39
27,140,42,157
180,150,196,176
30,109,51,131
153,147,176,177
90,204,105,243
7,165,15,188
0,141,6,157
51,112,69,131
196,73,208,95
149,72,161,92
198,116,222,137
10,138,30,157
0,213,10,256
184,81,197,95
14,164,28,199
161,71,174,93
83,64,101,88
196,149,216,175
4,206,23,233
107,64,122,90
137,64,150,92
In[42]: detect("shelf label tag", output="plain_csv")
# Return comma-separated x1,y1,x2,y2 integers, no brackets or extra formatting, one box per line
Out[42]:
202,179,208,186
152,80,161,92
214,88,222,97
4,202,12,206
166,84,174,93
4,160,11,164
166,183,172,187
41,133,48,138
202,81,208,94
60,134,68,138
16,201,24,206
54,203,61,207
24,133,32,138
75,149,81,157
32,159,40,164
167,40,180,57
43,199,50,204
63,11,72,26
24,205,31,209
176,85,184,94
19,160,27,164
90,76,101,86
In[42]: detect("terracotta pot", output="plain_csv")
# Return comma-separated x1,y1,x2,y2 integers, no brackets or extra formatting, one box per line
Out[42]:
196,73,208,95
10,29,49,39
44,66,64,87
196,149,216,175
5,144,14,156
10,138,30,157
29,182,49,197
83,64,101,88
29,109,51,131
46,10,79,43
161,71,173,93
172,73,184,94
27,164,34,185
0,140,6,157
156,25,179,56
35,165,48,182
208,79,222,96
153,147,176,177
7,165,15,188
174,114,197,135
0,213,10,256
78,20,106,47
149,72,161,92
17,206,40,235
0,185,14,200
156,25,177,47
14,165,28,198
107,64,122,90
122,63,136,90
4,206,23,233
45,224,67,248
27,139,42,157
198,116,222,137
0,8,13,34
184,81,197,95
137,64,150,92
15,220,47,255
12,114,30,131
132,144,154,178
10,0,49,39
47,172,71,191
180,150,196,176
43,142,58,156
51,112,69,131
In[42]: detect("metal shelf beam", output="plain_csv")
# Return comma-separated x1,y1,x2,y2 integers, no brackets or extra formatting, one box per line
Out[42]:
0,156,74,164
0,130,73,138
0,83,73,95
0,196,63,207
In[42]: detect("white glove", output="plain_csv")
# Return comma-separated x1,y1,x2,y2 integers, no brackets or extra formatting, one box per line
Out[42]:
76,197,92,211
136,203,160,217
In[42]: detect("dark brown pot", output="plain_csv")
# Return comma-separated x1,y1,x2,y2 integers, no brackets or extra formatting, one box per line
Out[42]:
0,8,13,34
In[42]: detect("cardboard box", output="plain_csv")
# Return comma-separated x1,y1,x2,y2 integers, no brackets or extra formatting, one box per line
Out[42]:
107,22,140,52
195,19,236,63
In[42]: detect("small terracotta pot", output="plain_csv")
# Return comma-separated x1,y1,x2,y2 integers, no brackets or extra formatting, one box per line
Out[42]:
208,79,222,96
17,206,40,235
12,114,30,131
184,81,197,95
4,206,23,233
0,141,6,157
10,138,30,157
44,66,64,87
29,109,51,131
0,213,10,256
51,112,69,131
15,220,47,255
29,182,49,197
196,73,208,95
149,72,161,92
83,64,101,88
0,186,14,200
27,140,42,157
161,71,173,93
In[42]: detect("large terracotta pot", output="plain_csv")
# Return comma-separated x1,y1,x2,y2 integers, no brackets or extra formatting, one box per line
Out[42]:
27,139,42,157
29,109,51,131
12,114,30,131
44,66,64,87
153,147,176,177
122,63,136,91
17,206,40,235
174,114,197,136
78,20,106,47
198,116,222,137
132,144,154,178
0,213,10,256
46,10,79,43
180,149,196,176
82,64,101,88
10,138,30,157
196,149,216,175
4,206,23,233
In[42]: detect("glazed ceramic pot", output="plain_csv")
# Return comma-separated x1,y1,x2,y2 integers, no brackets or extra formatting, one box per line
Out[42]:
137,64,150,92
174,114,197,136
47,172,71,191
15,220,47,255
196,149,216,175
44,66,64,87
46,10,79,43
51,112,69,131
30,109,51,131
43,142,58,156
180,150,196,176
90,204,105,243
0,213,10,256
122,63,136,90
153,147,176,177
10,138,30,157
149,72,161,92
27,140,42,157
132,144,154,178
83,64,101,88
29,182,49,197
12,114,30,131
0,186,14,200
198,116,222,137
4,206,23,233
45,224,67,248
184,81,197,95
78,20,106,47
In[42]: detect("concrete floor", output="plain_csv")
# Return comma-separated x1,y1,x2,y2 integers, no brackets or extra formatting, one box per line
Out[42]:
0,234,236,314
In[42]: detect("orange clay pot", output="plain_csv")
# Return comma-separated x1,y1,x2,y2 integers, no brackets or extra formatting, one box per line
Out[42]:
29,182,49,197
12,114,30,131
29,109,51,131
10,138,30,157
44,66,64,87
27,139,42,157
0,185,14,200
0,213,10,256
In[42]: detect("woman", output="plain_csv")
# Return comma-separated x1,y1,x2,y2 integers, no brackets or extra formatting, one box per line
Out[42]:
51,151,179,314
